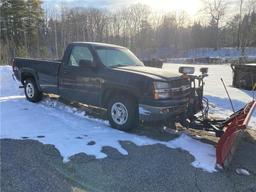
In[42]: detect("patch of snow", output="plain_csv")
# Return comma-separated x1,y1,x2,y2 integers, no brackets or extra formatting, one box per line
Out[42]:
166,134,216,172
0,95,26,102
216,164,224,170
235,168,250,176
0,65,216,172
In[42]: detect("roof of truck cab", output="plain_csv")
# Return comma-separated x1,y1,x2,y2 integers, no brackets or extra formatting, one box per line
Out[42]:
71,42,125,48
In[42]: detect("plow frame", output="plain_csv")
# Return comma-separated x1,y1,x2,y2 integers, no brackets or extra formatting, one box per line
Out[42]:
180,66,256,168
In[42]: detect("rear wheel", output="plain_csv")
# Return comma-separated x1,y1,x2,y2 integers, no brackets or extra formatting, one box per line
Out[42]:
24,78,42,102
107,95,138,131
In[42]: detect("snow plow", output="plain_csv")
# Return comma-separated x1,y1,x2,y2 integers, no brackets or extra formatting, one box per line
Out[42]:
179,66,256,168
216,100,256,167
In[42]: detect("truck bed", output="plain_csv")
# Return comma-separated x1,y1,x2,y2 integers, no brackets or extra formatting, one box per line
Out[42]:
14,58,61,94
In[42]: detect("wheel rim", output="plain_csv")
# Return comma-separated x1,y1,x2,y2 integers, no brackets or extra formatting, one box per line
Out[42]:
26,83,35,98
111,102,128,125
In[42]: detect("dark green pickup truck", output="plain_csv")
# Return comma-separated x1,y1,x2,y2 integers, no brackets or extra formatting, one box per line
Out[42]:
13,42,191,130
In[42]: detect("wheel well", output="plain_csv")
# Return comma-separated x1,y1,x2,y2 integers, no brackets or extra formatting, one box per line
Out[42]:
21,72,35,85
102,89,138,108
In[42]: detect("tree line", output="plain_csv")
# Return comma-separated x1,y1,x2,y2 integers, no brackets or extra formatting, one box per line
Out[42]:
1,0,256,64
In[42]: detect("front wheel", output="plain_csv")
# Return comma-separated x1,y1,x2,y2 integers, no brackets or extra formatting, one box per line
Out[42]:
24,78,42,102
107,95,138,131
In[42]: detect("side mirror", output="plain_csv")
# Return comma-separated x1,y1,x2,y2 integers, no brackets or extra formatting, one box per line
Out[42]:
179,66,195,74
200,67,208,74
79,59,96,69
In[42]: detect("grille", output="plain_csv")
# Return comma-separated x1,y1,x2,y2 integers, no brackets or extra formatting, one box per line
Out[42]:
169,78,189,88
168,78,191,99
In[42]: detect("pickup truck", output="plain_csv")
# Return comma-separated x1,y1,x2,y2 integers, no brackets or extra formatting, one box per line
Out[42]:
13,42,191,131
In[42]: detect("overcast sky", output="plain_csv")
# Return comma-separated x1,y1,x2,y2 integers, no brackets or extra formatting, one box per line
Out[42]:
42,0,203,17
43,0,132,9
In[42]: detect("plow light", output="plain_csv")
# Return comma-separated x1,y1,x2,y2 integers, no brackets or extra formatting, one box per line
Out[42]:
179,66,195,74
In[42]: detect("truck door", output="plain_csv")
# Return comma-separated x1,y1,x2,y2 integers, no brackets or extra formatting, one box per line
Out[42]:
59,45,101,106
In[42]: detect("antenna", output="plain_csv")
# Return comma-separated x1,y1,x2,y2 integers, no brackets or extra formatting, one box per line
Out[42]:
221,78,235,113
253,83,256,100
250,73,255,100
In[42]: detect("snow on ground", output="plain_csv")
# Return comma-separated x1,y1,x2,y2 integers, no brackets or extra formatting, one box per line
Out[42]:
1,64,255,173
163,63,256,128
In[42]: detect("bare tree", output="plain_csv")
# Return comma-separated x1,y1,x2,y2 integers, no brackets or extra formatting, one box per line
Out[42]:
239,0,256,54
202,0,228,49
237,0,244,49
3,1,256,64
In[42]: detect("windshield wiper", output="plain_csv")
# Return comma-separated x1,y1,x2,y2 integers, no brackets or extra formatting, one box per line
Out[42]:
110,64,130,68
110,64,142,68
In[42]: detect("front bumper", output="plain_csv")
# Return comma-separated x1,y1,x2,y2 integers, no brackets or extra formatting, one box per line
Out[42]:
139,103,188,122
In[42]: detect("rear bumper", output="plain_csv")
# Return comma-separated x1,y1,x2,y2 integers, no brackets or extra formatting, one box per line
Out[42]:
139,103,188,121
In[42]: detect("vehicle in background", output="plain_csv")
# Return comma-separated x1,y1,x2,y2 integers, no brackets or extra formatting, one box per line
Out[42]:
231,63,256,90
142,59,164,68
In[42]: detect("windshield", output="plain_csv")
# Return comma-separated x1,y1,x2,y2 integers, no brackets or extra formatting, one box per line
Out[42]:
95,47,144,68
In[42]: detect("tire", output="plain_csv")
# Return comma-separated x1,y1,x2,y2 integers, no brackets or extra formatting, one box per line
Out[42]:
24,78,42,102
107,94,138,131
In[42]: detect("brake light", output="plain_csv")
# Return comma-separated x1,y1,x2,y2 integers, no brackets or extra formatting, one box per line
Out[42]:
12,59,18,71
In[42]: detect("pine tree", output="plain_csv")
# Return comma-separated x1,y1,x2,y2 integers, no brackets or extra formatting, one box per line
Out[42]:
25,0,44,55
0,0,44,57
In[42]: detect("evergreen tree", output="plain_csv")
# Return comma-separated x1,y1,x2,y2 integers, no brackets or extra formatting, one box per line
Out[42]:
0,0,44,57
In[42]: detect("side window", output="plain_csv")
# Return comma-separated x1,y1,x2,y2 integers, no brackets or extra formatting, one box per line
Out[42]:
68,46,93,67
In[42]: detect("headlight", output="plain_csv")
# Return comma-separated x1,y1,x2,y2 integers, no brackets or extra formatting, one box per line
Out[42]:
153,81,170,99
